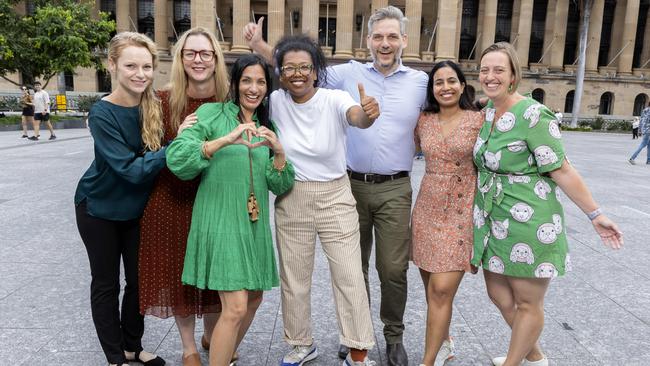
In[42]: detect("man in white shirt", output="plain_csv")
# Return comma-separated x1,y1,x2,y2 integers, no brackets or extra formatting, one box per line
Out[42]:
30,81,56,141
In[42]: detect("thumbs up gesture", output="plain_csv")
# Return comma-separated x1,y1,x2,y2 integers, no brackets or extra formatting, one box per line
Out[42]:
358,83,380,122
243,16,264,47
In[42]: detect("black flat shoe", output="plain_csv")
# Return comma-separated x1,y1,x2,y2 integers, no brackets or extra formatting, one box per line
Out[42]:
131,351,165,366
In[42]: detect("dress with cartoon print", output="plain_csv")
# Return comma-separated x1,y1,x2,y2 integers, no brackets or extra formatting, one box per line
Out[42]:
470,97,570,278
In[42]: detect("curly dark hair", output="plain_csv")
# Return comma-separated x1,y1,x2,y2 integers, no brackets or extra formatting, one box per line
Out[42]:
423,60,476,114
273,34,327,87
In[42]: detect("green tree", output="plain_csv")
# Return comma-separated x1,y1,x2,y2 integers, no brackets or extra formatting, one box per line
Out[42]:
0,0,115,88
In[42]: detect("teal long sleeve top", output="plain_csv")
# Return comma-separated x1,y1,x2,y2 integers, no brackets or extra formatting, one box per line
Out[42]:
74,100,167,220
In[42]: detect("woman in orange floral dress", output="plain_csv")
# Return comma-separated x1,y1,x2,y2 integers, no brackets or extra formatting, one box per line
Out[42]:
411,60,483,366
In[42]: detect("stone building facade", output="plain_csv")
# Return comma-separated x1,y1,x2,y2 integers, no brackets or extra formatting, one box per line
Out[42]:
3,0,650,118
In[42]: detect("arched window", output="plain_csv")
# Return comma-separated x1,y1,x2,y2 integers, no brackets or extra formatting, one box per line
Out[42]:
564,90,575,113
599,92,614,115
633,94,648,116
532,88,545,104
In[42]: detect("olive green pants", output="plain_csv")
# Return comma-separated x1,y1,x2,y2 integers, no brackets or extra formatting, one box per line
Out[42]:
350,176,412,344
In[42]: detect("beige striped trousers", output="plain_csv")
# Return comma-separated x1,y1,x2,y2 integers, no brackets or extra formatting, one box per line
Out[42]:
274,175,375,350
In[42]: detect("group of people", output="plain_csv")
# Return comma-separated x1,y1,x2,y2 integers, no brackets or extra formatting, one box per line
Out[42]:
20,81,56,141
74,5,623,366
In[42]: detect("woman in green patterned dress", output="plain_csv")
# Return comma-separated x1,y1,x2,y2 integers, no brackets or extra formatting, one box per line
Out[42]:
470,42,623,366
166,54,295,366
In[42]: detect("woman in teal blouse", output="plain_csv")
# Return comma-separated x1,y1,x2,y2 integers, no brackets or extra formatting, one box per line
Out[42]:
166,54,294,366
74,32,166,366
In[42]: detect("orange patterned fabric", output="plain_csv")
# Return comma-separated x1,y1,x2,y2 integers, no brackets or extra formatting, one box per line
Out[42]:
138,90,221,318
411,110,483,273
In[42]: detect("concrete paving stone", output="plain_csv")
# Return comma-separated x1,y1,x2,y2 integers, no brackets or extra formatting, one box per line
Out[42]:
2,130,650,365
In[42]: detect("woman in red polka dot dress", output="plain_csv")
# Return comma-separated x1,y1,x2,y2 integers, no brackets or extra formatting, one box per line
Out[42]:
138,28,230,366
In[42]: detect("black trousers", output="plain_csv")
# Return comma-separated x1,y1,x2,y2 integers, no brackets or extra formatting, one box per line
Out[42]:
75,203,144,364
633,128,639,139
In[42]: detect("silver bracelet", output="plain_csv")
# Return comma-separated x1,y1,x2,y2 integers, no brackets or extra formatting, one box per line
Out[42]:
587,207,602,220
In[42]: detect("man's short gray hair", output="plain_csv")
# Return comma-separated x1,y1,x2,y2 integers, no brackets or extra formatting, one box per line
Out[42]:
367,6,408,35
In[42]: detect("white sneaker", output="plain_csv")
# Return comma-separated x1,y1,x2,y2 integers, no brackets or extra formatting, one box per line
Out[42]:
434,338,456,366
281,344,318,366
342,353,376,366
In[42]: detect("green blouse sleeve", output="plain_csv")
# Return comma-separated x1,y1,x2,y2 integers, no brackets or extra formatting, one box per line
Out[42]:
165,111,212,181
524,101,566,174
265,157,295,196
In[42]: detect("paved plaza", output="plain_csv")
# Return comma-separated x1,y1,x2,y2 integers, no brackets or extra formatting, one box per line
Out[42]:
0,128,649,366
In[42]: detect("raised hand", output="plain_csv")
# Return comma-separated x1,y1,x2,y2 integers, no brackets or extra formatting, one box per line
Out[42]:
250,126,284,154
591,215,623,249
223,123,258,147
177,113,198,136
243,16,264,47
358,83,380,121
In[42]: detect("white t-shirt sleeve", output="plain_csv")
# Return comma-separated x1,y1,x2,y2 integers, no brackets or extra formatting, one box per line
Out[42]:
331,89,359,129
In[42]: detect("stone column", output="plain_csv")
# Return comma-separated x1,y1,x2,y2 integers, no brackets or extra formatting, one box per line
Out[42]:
268,0,285,46
617,0,640,74
191,0,216,35
402,0,422,61
116,0,130,33
608,0,626,62
436,0,460,61
585,0,605,73
302,0,319,41
549,0,569,70
334,0,354,58
371,0,389,14
515,0,534,68
154,0,168,50
480,0,497,53
541,0,556,64
230,0,251,53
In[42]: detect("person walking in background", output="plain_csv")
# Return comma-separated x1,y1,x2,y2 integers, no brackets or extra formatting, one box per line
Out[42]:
138,27,229,366
244,7,427,364
30,80,56,140
632,116,640,139
471,42,623,366
20,86,34,138
629,102,650,165
167,53,294,366
74,32,167,366
411,61,482,366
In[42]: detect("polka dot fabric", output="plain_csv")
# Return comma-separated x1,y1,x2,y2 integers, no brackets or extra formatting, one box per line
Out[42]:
138,90,221,318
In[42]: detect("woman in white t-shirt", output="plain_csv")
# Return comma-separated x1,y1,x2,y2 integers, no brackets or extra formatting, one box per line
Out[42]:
270,34,380,366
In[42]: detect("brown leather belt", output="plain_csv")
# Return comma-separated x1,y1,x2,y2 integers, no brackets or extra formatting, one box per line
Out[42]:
347,170,409,184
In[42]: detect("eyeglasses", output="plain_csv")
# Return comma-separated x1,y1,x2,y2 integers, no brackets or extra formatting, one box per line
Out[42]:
181,49,215,62
280,64,314,77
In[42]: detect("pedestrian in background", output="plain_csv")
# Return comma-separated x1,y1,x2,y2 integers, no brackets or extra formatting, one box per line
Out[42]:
30,80,56,140
471,42,623,366
632,116,640,139
138,27,229,366
20,86,34,138
74,32,166,366
629,102,650,165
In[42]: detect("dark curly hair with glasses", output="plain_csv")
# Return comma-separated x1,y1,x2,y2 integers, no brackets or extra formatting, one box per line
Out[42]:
273,34,328,88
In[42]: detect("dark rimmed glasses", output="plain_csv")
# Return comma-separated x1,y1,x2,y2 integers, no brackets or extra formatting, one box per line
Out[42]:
280,64,314,77
181,49,216,62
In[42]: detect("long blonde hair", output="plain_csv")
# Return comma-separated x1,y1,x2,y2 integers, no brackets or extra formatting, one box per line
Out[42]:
107,32,163,151
165,27,229,131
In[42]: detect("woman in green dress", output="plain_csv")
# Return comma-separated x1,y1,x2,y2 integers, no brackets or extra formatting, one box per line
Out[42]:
166,54,295,366
470,42,623,366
